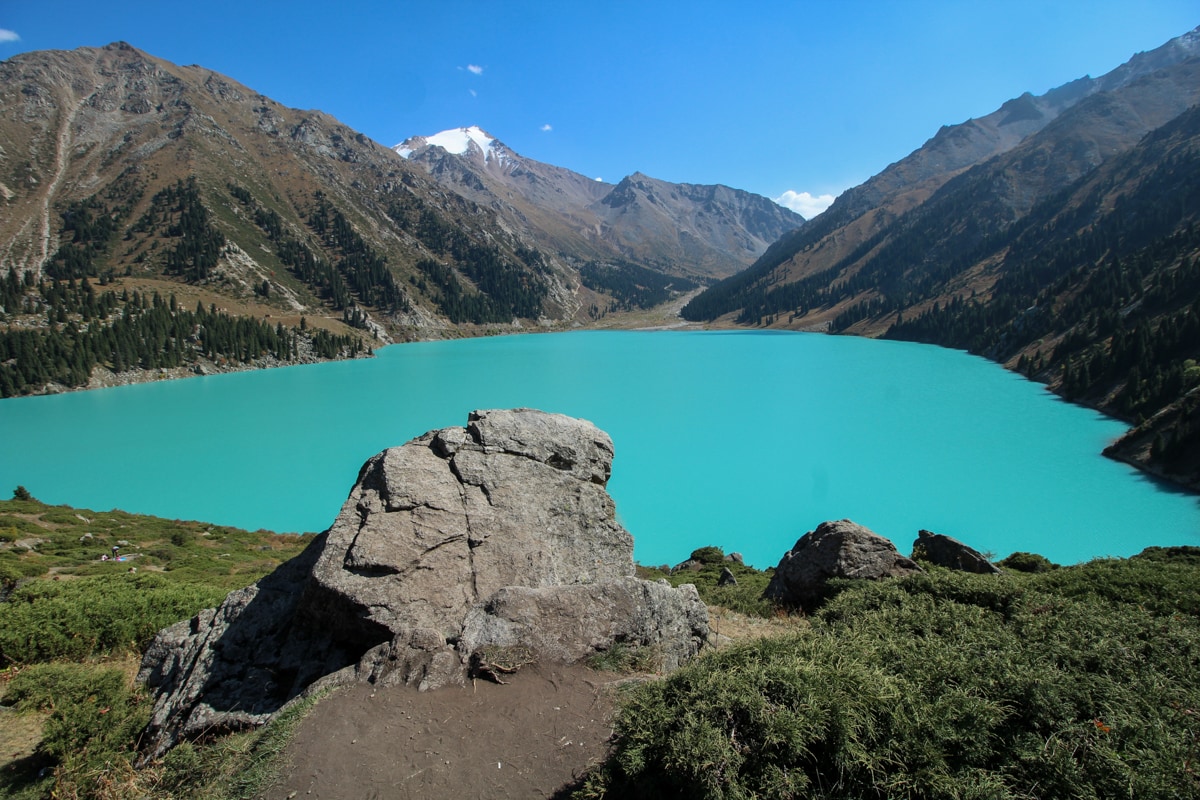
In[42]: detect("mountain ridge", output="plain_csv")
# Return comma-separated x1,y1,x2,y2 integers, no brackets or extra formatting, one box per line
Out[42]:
395,126,805,279
0,42,805,398
681,25,1200,487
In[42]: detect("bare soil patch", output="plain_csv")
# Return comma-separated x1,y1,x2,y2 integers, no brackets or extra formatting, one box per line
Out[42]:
267,663,626,800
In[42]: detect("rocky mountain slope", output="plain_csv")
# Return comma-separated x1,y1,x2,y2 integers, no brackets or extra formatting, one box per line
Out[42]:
683,25,1200,487
396,126,805,279
0,43,580,331
0,43,796,397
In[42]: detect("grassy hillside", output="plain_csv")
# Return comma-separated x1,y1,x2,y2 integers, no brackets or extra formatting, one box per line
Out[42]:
4,499,1200,799
0,492,309,799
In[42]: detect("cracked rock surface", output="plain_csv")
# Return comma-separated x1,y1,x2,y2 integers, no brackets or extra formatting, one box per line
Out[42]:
138,409,710,760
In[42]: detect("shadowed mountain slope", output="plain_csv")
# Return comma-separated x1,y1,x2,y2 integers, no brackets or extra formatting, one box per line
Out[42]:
680,26,1200,487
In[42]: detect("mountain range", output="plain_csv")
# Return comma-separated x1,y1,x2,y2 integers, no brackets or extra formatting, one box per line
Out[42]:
394,126,804,279
682,25,1200,488
0,42,799,358
3,29,1200,489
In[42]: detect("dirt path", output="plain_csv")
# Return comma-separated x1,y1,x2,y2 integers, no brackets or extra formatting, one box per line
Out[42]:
266,664,627,800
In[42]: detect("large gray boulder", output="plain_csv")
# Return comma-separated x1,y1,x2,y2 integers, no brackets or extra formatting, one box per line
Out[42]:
912,529,1001,574
138,409,709,760
763,519,922,610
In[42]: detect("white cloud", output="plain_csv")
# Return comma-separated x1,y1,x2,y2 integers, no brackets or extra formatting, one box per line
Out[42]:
0,29,20,43
594,177,604,182
469,89,477,97
467,64,484,75
774,190,835,219
540,124,552,132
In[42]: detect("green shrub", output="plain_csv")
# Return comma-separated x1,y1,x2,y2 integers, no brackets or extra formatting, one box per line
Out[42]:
645,558,777,618
576,564,1200,799
0,554,42,590
150,692,321,800
0,573,224,665
688,546,726,565
587,642,661,673
6,662,150,796
1033,555,1200,616
998,550,1056,572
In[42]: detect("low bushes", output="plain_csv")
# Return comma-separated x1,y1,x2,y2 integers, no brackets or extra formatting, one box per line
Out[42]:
0,498,309,798
0,573,225,665
576,557,1200,799
639,548,777,618
4,663,150,798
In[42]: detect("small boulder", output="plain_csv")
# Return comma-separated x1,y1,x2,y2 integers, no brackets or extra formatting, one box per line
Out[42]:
912,530,1000,574
762,519,922,610
718,567,738,586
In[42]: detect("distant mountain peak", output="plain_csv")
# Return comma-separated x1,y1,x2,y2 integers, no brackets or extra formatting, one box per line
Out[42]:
394,125,506,164
391,126,803,278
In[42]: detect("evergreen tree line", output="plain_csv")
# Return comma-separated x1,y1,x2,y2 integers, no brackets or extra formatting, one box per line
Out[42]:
0,277,362,397
413,258,521,324
229,186,411,315
579,261,700,311
307,193,409,312
1,269,41,315
384,191,547,322
44,197,121,281
153,178,227,282
228,185,353,309
43,174,145,282
887,193,1200,416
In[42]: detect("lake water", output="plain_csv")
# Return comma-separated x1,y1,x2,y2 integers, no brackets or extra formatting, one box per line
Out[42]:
1,330,1196,568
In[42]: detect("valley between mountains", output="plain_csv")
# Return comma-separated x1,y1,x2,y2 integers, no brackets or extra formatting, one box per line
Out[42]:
5,22,1200,800
2,26,1200,495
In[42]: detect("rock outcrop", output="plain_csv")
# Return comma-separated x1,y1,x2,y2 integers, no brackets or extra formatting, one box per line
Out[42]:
912,529,1001,574
138,409,709,760
762,519,922,610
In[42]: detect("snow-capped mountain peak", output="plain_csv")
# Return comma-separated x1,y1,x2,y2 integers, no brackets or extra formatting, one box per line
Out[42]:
394,126,505,164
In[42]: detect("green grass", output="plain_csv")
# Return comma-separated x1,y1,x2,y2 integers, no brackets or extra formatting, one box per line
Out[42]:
7,505,1200,799
0,497,309,798
147,693,322,800
2,662,150,799
0,498,306,593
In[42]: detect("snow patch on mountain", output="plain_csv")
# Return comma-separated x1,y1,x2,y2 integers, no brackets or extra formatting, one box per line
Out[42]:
394,126,505,164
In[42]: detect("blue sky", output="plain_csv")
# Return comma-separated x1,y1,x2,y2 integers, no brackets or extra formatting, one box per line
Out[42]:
2,2,1196,217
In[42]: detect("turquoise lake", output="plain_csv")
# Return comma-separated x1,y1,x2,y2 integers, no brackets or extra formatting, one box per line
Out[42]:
1,330,1196,568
